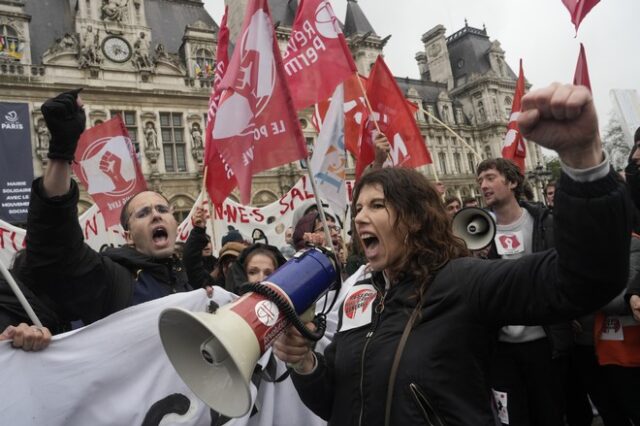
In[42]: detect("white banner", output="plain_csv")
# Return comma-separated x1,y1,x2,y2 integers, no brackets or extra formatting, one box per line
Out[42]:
0,289,326,426
1,176,355,267
0,204,126,268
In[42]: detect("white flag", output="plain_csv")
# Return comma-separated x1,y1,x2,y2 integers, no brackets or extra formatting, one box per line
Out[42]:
309,84,347,212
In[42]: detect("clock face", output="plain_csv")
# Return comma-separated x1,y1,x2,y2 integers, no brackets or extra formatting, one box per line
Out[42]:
102,36,132,63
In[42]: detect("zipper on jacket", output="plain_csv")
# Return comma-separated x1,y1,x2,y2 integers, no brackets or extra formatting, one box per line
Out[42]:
409,383,447,426
358,281,390,426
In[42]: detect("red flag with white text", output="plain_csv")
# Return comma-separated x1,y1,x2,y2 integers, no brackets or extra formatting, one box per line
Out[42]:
204,7,238,205
501,59,527,172
355,56,431,178
283,0,357,110
573,43,591,91
72,116,147,227
561,0,600,33
212,0,308,204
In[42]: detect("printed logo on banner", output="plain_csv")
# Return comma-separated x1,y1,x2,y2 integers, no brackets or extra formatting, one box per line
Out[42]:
213,10,275,140
77,136,139,196
1,110,23,130
314,1,341,38
340,285,377,332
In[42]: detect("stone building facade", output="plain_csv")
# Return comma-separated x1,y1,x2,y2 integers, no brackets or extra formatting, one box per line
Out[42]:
0,0,542,223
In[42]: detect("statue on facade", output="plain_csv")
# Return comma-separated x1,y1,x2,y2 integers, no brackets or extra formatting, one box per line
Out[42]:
79,26,101,68
36,119,51,150
144,122,158,150
133,33,152,70
191,123,203,149
102,0,129,23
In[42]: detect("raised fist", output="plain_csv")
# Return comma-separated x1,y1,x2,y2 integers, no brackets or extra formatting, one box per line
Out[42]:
41,88,86,162
99,151,128,188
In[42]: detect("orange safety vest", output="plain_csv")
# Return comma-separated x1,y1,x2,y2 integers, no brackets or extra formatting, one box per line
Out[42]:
594,312,640,367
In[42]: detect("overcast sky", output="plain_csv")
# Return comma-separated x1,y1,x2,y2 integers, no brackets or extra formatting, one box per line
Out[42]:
203,0,639,129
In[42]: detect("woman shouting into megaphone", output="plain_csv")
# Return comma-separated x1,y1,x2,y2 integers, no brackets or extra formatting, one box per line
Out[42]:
273,84,632,426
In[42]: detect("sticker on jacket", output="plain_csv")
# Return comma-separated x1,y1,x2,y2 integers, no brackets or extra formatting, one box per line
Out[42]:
492,389,509,424
600,316,638,341
495,231,525,256
339,285,377,332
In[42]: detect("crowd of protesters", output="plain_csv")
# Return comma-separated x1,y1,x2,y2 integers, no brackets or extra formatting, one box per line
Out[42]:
1,83,639,425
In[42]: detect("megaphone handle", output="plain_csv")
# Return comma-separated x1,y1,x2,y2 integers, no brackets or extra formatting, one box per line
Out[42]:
286,304,317,371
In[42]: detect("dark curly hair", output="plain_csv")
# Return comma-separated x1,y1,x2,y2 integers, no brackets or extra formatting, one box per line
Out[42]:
476,158,525,200
352,168,469,296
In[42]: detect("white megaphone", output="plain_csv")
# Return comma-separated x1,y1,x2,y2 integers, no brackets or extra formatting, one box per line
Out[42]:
158,248,338,418
452,207,496,251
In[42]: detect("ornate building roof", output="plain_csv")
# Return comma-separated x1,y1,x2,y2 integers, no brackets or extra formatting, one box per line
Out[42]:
344,0,377,37
145,0,217,54
25,0,75,64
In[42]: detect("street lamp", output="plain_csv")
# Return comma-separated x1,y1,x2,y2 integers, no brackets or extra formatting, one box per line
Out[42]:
526,162,552,202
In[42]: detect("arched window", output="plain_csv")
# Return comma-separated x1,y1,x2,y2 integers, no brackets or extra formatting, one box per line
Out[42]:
170,195,195,224
0,25,22,61
504,97,512,119
194,48,214,78
252,190,278,207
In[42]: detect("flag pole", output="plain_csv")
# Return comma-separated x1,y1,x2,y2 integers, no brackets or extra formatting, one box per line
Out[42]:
418,104,482,162
354,73,393,163
304,165,335,254
201,165,218,252
0,260,42,327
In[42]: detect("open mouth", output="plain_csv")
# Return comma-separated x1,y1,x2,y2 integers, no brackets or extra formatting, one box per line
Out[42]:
152,226,169,245
360,232,380,261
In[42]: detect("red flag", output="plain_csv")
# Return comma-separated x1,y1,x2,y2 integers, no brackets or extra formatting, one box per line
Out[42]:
501,59,527,172
283,0,357,110
72,116,147,227
573,43,591,91
355,56,432,179
203,7,238,204
315,73,369,156
561,0,600,33
212,0,308,204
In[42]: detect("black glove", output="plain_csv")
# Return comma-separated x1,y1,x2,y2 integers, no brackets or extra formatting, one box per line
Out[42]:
41,88,86,162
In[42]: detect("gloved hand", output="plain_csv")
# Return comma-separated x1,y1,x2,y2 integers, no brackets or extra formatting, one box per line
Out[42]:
41,88,86,162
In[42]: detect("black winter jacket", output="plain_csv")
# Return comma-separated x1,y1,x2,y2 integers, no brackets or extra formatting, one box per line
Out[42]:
292,170,632,426
24,178,191,325
183,226,217,289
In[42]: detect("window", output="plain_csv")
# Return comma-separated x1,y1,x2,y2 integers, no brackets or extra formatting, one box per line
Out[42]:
438,152,448,174
454,153,462,174
504,97,512,119
0,25,22,61
194,48,214,78
111,110,139,152
437,136,443,146
484,145,492,160
468,153,476,175
160,112,186,172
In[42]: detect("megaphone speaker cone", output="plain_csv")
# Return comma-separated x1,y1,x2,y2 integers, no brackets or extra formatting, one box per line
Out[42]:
159,307,260,418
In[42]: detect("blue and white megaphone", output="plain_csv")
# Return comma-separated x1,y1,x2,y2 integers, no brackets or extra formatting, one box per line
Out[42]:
158,248,338,418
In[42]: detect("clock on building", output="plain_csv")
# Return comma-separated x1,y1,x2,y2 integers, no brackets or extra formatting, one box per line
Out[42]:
102,36,132,63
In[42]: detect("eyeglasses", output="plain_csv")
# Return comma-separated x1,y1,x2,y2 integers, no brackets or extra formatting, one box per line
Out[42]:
314,224,341,233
